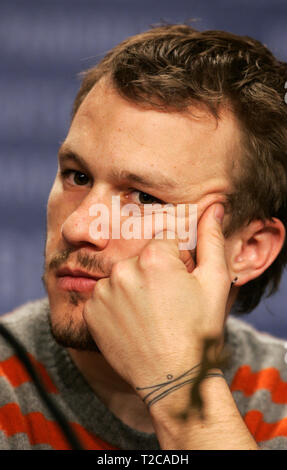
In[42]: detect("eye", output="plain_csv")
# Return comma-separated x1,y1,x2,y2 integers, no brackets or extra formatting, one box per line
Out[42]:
129,190,165,205
60,169,91,187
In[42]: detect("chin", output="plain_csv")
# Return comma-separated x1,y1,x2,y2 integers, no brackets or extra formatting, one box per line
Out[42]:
46,281,101,352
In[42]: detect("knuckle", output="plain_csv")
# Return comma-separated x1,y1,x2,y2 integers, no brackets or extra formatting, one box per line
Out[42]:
94,277,108,296
139,242,166,270
111,260,130,284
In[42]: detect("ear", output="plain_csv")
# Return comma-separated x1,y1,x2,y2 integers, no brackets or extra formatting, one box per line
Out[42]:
224,217,286,287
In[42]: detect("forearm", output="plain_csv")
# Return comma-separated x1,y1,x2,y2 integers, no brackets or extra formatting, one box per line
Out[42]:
149,373,259,450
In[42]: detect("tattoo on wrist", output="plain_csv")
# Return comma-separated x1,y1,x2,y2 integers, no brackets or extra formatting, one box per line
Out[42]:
135,363,225,408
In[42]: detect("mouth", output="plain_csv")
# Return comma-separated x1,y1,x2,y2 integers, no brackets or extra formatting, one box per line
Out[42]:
56,266,104,293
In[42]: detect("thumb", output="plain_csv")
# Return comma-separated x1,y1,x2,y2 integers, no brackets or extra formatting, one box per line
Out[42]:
196,203,229,285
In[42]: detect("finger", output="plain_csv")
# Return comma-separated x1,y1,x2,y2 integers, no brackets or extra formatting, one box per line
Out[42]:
92,275,111,299
141,230,196,272
195,203,229,286
109,256,140,288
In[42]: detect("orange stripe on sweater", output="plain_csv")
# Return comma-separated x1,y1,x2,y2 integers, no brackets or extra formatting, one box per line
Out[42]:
0,354,58,393
244,410,287,442
0,403,117,450
230,365,287,404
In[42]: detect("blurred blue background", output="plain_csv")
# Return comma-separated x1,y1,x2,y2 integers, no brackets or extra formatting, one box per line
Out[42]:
1,0,287,338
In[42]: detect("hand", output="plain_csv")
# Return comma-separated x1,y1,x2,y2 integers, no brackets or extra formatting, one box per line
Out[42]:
83,203,231,399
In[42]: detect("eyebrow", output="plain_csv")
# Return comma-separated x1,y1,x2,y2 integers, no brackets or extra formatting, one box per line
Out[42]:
58,144,88,170
58,144,179,191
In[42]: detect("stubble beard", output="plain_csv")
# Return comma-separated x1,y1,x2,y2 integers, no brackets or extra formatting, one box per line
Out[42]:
42,235,113,353
41,248,110,352
46,287,101,353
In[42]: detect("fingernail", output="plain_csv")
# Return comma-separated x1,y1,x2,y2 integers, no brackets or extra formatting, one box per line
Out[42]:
214,204,224,224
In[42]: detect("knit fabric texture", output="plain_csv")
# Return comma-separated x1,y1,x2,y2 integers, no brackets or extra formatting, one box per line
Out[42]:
0,297,287,450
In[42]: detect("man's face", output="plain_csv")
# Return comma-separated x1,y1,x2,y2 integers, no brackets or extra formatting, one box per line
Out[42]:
43,79,241,350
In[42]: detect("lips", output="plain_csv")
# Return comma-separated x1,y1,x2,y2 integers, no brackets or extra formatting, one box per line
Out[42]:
56,266,103,292
57,267,100,279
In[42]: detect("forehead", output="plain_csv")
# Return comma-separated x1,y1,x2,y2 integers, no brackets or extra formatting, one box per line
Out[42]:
66,79,241,196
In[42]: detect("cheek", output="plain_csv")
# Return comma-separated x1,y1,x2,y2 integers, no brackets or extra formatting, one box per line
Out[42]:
47,181,75,228
47,197,61,238
109,213,179,258
109,237,151,259
46,183,74,246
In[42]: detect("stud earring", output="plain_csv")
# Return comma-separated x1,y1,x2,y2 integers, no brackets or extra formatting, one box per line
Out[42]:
231,276,238,287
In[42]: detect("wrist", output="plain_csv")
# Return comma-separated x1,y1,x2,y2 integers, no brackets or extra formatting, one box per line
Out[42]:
147,367,224,422
149,374,259,450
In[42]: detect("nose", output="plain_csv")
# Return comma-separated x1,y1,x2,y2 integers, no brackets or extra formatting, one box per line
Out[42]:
61,195,110,250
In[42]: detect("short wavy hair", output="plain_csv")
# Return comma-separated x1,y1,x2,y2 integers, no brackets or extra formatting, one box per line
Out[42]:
71,24,287,314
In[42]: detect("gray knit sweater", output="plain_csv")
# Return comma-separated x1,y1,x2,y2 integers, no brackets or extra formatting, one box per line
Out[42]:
0,297,287,450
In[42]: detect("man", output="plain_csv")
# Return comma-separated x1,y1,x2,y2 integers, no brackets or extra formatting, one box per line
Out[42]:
1,24,287,450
